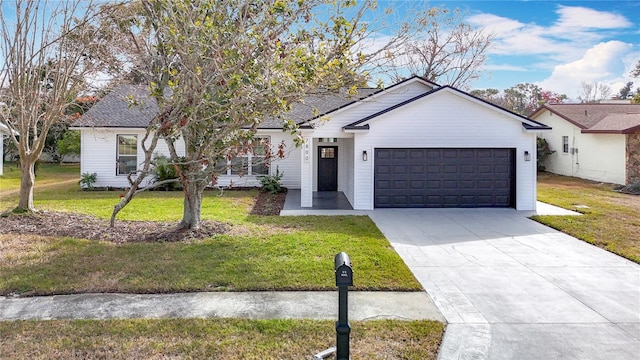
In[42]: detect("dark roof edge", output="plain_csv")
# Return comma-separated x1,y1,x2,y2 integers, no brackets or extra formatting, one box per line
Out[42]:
343,124,370,130
523,123,551,130
302,75,439,126
343,87,443,128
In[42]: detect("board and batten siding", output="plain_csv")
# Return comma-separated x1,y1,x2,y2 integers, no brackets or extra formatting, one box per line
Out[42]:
351,90,538,211
80,128,301,189
311,80,433,138
535,110,626,185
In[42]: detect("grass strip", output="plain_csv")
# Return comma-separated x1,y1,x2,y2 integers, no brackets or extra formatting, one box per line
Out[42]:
0,318,444,359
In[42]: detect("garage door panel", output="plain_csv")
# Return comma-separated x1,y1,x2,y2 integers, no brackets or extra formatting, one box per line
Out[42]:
375,148,515,208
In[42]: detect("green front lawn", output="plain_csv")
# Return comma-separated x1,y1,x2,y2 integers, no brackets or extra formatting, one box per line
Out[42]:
1,165,422,295
535,173,640,263
0,162,80,193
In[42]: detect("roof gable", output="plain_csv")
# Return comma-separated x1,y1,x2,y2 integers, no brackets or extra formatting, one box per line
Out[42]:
300,75,438,128
344,86,551,131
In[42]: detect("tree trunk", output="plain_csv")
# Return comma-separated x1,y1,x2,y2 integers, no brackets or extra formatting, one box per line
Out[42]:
17,159,36,211
178,181,206,230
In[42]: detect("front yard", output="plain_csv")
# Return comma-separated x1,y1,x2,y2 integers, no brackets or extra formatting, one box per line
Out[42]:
0,164,422,295
535,172,640,264
1,163,442,359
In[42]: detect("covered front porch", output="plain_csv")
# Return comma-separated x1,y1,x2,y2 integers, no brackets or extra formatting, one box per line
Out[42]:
280,190,367,216
297,134,366,211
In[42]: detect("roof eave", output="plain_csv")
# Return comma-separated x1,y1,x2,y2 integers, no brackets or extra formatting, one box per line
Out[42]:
342,124,370,133
581,130,623,134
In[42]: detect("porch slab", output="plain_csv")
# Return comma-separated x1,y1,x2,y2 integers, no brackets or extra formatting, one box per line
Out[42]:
281,190,367,216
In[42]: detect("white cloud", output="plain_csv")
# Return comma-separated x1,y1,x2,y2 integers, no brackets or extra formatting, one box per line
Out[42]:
554,5,632,30
484,64,528,72
468,5,633,61
537,41,633,98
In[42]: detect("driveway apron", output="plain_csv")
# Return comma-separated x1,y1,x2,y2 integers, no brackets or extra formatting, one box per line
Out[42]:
368,208,640,360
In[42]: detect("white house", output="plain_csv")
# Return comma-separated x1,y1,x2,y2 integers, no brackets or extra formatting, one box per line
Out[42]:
0,122,17,176
72,76,551,210
530,103,640,185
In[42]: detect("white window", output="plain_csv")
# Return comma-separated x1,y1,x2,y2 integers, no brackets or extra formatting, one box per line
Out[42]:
219,136,270,176
117,134,137,175
562,136,569,153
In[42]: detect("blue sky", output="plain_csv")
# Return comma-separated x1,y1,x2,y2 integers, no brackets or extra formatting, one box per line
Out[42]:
375,0,640,99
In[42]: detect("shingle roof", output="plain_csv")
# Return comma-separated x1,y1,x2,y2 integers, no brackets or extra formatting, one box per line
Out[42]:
72,85,158,128
583,113,640,133
532,103,640,133
72,85,379,129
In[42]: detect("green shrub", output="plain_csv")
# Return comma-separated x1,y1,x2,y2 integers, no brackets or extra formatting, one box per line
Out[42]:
152,154,179,191
536,137,554,171
259,167,284,194
57,130,81,160
79,172,97,190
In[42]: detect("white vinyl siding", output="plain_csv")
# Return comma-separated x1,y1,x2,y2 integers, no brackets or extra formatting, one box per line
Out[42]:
80,128,300,189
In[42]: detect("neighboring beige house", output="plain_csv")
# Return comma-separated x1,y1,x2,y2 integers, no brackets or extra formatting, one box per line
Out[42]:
530,103,640,185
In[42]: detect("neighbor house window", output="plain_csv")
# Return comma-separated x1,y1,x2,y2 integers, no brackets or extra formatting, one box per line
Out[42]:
221,136,270,176
562,136,569,153
117,134,137,175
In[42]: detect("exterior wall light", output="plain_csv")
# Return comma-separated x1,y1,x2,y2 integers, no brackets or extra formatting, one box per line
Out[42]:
362,150,368,161
524,150,531,161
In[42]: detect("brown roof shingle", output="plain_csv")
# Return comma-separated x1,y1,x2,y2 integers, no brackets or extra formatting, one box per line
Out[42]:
534,103,640,133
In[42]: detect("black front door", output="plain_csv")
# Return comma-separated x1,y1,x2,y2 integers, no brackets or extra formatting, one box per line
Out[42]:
318,146,338,191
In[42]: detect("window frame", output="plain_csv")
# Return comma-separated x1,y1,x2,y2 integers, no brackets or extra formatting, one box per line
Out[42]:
562,136,569,154
116,134,138,176
221,136,271,177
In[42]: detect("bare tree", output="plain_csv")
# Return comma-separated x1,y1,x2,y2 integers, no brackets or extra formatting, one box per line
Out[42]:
578,81,611,103
386,6,494,89
105,0,387,230
0,0,115,211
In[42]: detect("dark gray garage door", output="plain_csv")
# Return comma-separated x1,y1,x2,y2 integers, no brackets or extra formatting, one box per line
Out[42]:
374,148,515,208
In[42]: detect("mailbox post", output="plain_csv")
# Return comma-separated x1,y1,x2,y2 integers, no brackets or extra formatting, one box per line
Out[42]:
334,252,353,360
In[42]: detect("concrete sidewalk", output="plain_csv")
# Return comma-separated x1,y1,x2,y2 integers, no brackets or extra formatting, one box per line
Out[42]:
0,291,445,322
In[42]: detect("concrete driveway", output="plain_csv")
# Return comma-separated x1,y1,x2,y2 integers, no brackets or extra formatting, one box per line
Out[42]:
368,208,640,360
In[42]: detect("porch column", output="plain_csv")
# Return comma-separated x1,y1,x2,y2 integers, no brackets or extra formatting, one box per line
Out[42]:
300,135,314,207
